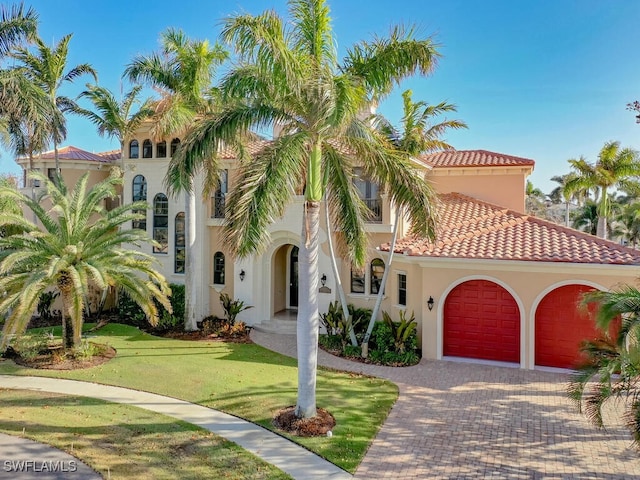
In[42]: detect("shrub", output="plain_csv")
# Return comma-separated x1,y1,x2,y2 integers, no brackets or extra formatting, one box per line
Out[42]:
382,310,417,354
220,293,252,327
368,310,419,366
348,304,372,339
37,291,60,321
117,283,185,332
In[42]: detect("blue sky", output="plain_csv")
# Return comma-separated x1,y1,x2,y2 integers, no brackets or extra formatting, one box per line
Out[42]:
2,0,640,193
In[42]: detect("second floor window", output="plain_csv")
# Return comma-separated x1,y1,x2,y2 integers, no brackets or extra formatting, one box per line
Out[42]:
156,141,167,158
353,167,382,222
153,193,169,254
351,266,365,294
142,139,153,158
132,175,147,230
170,138,181,156
212,169,228,218
398,273,407,306
129,140,139,159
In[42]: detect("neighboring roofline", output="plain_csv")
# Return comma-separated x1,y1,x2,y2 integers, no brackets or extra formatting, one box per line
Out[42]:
420,149,536,169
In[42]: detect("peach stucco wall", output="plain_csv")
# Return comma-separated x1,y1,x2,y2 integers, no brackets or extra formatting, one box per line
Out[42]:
428,169,528,212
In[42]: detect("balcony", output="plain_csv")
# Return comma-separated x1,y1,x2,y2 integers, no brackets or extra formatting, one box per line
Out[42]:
211,193,226,219
364,198,382,223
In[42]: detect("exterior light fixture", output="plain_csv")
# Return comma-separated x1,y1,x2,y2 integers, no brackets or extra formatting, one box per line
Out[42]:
427,296,435,311
320,274,327,287
239,269,246,282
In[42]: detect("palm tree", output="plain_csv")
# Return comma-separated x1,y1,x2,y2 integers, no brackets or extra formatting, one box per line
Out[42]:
525,180,547,216
0,170,172,350
571,199,598,235
565,141,640,239
568,286,640,446
125,28,228,331
549,172,580,226
12,33,97,178
74,84,154,170
360,89,466,353
169,0,439,419
610,201,640,247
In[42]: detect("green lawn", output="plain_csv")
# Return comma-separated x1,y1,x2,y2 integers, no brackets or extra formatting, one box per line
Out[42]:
0,324,398,472
0,389,292,479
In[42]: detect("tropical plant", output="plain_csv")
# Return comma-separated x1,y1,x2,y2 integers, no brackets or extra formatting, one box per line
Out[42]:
74,84,153,169
382,310,417,354
571,199,599,235
36,291,59,321
610,201,640,247
568,285,640,446
565,141,640,239
125,28,228,332
168,0,439,418
0,170,172,350
361,89,465,355
12,33,97,179
549,173,582,226
320,301,363,350
219,292,252,327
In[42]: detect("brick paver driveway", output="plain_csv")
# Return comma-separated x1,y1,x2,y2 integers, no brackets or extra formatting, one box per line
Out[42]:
252,330,640,479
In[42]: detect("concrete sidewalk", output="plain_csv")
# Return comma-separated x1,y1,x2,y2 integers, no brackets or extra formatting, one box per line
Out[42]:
0,433,100,479
0,375,351,480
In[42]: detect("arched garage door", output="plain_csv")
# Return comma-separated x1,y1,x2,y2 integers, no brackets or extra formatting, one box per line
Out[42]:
535,284,602,369
444,280,520,363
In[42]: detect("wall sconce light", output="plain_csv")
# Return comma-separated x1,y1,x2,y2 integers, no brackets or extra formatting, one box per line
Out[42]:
320,273,327,287
239,269,246,282
427,296,435,311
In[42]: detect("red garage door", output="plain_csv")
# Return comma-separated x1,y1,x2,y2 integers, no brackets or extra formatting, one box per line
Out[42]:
444,280,520,363
535,284,602,369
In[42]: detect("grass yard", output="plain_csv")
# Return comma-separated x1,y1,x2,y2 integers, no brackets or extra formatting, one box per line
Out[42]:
0,324,398,472
0,389,292,479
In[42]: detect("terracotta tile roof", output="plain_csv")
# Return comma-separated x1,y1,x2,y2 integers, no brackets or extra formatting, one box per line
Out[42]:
218,139,272,159
420,149,535,168
97,150,121,161
34,146,111,163
381,193,640,265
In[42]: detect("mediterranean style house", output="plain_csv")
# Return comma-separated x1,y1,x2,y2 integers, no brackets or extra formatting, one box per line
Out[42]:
16,136,640,371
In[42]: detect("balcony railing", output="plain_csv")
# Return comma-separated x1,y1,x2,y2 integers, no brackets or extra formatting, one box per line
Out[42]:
211,193,226,219
364,198,382,223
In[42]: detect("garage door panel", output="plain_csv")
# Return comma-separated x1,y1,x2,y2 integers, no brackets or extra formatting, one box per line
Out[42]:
535,285,603,369
444,280,520,363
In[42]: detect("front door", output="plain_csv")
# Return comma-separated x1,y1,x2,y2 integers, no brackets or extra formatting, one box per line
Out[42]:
289,246,299,308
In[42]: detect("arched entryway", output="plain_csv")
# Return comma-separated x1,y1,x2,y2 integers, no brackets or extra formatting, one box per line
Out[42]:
535,284,603,369
443,279,520,363
272,244,298,315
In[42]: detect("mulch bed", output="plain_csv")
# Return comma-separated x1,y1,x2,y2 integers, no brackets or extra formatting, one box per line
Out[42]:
7,343,116,370
156,330,253,344
273,406,336,437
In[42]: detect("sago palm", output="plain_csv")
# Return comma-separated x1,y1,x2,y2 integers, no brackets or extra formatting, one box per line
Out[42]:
169,0,440,418
568,286,640,446
0,171,171,350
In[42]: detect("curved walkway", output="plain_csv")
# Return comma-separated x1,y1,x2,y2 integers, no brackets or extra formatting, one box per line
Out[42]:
0,375,350,480
0,433,100,479
251,330,640,479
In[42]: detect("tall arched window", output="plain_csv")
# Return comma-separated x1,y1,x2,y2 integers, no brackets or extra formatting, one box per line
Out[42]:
370,258,385,295
156,140,167,158
153,193,169,254
170,138,181,156
132,175,147,230
351,266,365,294
213,252,225,285
129,140,139,159
142,139,153,158
175,212,185,273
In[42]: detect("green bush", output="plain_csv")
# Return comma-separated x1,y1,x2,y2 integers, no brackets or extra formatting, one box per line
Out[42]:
318,334,343,351
367,310,419,366
220,293,252,326
117,283,185,333
348,304,372,339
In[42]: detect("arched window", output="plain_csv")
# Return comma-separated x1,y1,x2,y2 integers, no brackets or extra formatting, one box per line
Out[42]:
142,139,152,158
153,193,169,254
170,138,181,156
213,252,225,285
132,175,147,230
156,140,167,158
350,266,365,294
129,140,139,159
370,258,385,295
175,212,185,273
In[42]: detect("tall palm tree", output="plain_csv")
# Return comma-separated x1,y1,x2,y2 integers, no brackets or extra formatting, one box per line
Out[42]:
0,2,36,56
169,0,439,419
0,170,171,350
549,172,580,226
610,201,640,248
360,89,466,353
565,141,640,239
74,84,154,170
125,28,228,331
571,199,598,235
12,33,97,178
525,180,547,216
568,286,640,446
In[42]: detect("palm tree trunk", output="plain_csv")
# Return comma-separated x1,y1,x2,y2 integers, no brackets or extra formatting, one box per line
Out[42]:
362,208,400,357
184,188,198,331
597,216,607,239
323,196,357,346
295,201,320,419
565,201,570,227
